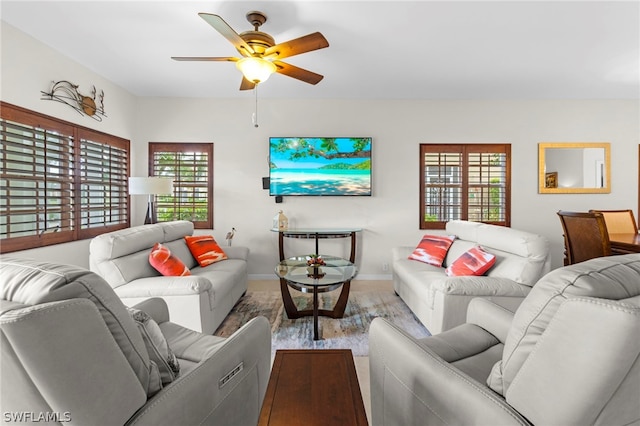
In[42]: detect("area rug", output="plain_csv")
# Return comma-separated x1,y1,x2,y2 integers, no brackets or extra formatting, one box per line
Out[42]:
214,290,431,357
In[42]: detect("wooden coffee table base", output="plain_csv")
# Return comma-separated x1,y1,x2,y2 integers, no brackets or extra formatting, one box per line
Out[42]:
258,349,368,426
279,278,352,340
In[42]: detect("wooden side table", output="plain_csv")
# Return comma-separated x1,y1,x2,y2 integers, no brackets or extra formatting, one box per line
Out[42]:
258,349,368,426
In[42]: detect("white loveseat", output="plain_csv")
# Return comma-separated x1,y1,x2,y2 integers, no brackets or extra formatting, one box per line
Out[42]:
90,220,248,334
393,220,550,334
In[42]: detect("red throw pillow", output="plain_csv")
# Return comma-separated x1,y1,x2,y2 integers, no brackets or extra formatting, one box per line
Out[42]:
149,243,191,276
184,235,228,267
408,235,456,267
445,246,496,277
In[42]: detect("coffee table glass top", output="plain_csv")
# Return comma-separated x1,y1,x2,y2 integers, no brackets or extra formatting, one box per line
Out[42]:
275,255,357,287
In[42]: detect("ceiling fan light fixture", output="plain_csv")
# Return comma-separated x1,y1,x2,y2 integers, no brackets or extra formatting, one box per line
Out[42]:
236,57,276,84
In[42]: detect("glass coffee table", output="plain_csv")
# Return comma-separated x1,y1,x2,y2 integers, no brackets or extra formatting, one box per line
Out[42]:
275,255,357,340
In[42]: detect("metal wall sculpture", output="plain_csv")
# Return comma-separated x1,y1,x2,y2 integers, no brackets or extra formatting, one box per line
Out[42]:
41,80,106,121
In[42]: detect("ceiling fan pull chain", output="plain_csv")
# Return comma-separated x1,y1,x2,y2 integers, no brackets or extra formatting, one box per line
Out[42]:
252,85,259,127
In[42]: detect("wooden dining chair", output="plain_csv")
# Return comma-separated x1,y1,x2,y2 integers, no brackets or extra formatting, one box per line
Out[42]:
557,210,611,265
589,209,638,234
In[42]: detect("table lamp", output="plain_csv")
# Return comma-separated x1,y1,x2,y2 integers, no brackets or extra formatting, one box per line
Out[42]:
129,177,173,224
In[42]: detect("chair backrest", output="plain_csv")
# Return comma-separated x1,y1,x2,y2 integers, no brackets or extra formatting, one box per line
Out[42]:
0,257,162,398
487,254,640,425
557,210,611,264
590,209,638,234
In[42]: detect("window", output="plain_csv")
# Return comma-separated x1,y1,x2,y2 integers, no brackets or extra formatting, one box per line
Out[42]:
149,143,213,229
420,144,511,229
0,102,129,253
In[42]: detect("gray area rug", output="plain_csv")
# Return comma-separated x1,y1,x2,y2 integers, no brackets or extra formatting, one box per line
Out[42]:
214,290,431,356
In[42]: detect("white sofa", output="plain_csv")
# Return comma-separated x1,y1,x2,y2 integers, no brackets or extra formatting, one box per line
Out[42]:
393,220,550,334
90,220,248,334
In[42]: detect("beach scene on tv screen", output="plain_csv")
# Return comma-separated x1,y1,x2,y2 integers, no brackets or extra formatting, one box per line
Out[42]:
270,137,371,196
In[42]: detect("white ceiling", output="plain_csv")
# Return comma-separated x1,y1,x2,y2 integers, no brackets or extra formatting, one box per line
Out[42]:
2,1,639,100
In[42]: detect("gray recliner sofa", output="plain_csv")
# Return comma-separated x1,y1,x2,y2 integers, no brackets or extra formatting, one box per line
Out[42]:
370,253,640,425
90,220,248,334
0,256,271,426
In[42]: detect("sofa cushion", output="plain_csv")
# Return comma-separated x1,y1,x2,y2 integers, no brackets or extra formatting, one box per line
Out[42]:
127,307,180,386
445,246,496,277
185,235,228,267
408,235,456,267
443,221,550,286
90,221,197,287
149,243,191,277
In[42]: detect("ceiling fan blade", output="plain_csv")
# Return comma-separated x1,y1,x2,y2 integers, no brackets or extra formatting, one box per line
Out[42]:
240,77,256,91
198,13,254,56
171,56,239,62
264,32,329,60
273,61,324,85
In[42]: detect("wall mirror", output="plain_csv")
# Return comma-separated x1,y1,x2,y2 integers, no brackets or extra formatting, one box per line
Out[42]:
538,142,611,194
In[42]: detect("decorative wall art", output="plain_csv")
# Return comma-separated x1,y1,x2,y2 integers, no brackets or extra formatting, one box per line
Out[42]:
545,171,558,188
41,80,106,121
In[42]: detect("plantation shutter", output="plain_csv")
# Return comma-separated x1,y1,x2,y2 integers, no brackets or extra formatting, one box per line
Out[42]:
78,129,129,239
466,146,509,224
420,144,510,229
1,111,76,251
148,142,213,229
0,102,130,253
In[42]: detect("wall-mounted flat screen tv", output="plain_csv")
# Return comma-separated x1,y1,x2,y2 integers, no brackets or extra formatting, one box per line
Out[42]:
269,137,372,196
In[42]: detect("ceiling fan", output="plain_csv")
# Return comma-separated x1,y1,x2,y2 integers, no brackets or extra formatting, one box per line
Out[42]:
172,11,329,90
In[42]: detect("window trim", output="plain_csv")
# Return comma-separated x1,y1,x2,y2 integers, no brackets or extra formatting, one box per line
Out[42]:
1,102,130,253
148,142,214,229
419,143,511,229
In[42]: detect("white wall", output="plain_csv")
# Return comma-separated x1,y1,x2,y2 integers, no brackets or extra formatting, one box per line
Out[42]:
1,23,139,267
4,23,639,277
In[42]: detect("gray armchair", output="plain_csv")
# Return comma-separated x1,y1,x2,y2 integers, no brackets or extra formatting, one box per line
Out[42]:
0,256,271,426
369,254,640,425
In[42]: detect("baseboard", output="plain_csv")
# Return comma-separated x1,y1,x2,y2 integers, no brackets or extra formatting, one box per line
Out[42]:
248,273,393,281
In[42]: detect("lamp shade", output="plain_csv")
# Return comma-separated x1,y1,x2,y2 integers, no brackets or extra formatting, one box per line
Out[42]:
128,177,173,195
236,57,277,84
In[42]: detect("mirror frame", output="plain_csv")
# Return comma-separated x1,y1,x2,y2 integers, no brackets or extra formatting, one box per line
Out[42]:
538,142,611,194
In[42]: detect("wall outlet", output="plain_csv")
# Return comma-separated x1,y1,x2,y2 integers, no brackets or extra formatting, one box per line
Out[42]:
382,262,389,272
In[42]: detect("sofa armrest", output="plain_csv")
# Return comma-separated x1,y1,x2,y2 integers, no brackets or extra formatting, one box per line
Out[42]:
431,276,530,297
369,318,530,426
223,246,249,261
114,276,212,299
132,298,170,324
466,298,517,343
128,316,272,426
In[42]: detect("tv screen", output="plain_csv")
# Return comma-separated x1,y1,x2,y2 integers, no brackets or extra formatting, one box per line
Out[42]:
269,137,372,196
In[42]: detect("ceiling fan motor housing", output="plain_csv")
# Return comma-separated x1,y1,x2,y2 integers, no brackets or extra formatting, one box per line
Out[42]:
240,31,274,55
241,11,274,55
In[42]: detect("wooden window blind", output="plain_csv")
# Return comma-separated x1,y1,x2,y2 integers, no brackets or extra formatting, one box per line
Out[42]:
0,102,130,253
420,144,511,229
78,129,129,239
148,142,213,229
